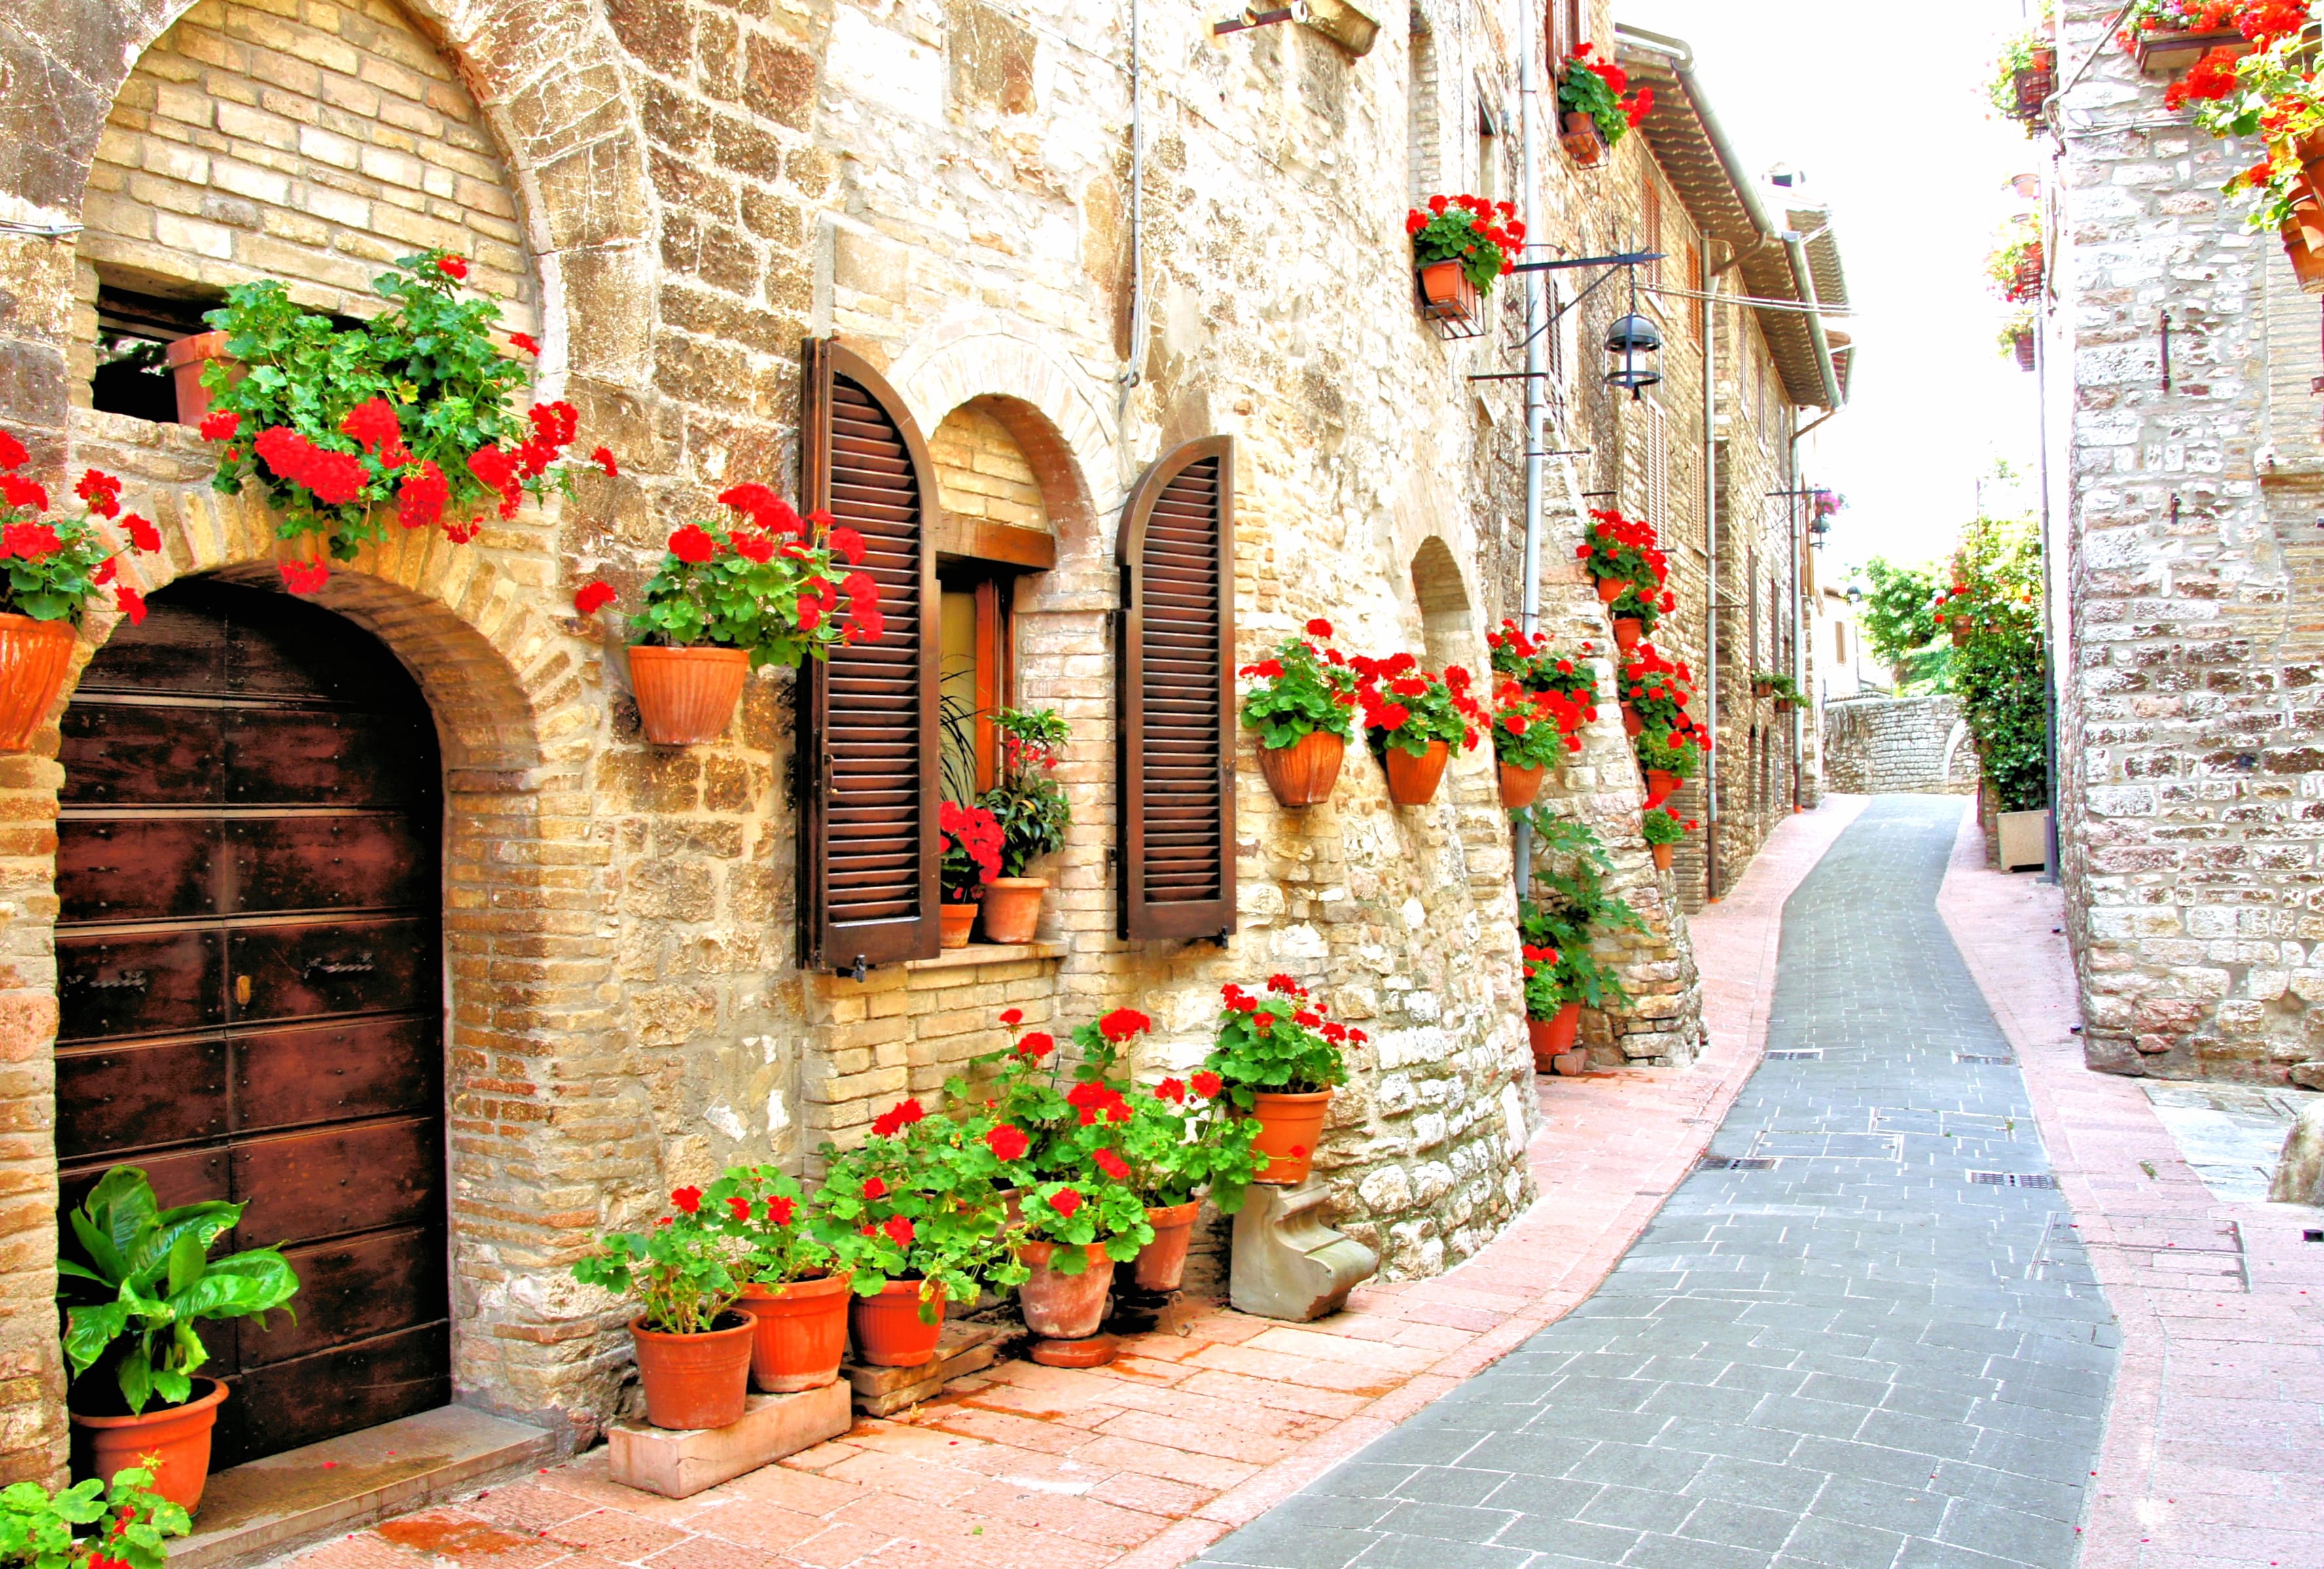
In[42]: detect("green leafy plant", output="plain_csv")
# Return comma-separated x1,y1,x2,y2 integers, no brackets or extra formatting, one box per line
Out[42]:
57,1167,300,1418
0,439,162,626
701,1168,843,1286
1351,654,1486,759
1556,44,1653,148
1239,620,1359,748
1115,1074,1262,1215
1633,726,1702,783
1616,643,1699,738
1014,1171,1153,1275
1988,28,2053,118
813,1101,1022,1320
570,1186,745,1335
1860,557,1942,678
1946,513,2050,813
977,707,1071,877
1486,620,1601,709
1405,195,1526,294
1204,976,1357,1105
1611,578,1675,635
1641,805,1692,846
0,1468,188,1569
1490,678,1586,771
1987,222,2044,304
573,490,881,668
198,251,598,587
1751,670,1803,707
1576,506,1666,599
1520,810,1643,1014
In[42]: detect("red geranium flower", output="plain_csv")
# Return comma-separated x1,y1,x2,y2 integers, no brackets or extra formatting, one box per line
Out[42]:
115,586,147,626
1015,1031,1056,1059
0,432,26,469
437,255,469,280
574,581,616,616
670,1186,702,1214
1098,1008,1152,1043
668,523,718,564
278,559,330,594
121,513,160,553
591,446,618,477
1156,1078,1186,1103
766,1196,796,1225
863,1176,889,1199
1191,1071,1224,1099
882,1215,915,1246
999,1008,1024,1027
1049,1187,1084,1218
509,332,541,355
986,1123,1029,1161
1092,1148,1130,1181
198,410,240,441
75,470,122,517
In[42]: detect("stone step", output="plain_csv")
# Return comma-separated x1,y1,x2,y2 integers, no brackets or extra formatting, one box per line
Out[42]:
171,1405,556,1569
841,1321,1007,1417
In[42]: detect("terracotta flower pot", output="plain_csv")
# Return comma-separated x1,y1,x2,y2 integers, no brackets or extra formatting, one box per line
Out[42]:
73,1378,226,1513
939,902,977,949
1382,741,1450,805
1645,769,1679,804
850,1279,946,1367
1133,1201,1201,1292
979,876,1046,943
2011,330,2036,372
1528,1001,1582,1072
735,1273,853,1393
163,331,240,427
1017,1242,1115,1340
630,1314,753,1431
1416,260,1480,325
1611,618,1643,653
1651,842,1674,872
2285,215,2324,296
1596,576,1627,604
1497,760,1548,810
1258,730,1346,807
1249,1088,1332,1186
0,614,79,754
1561,110,1605,166
628,644,749,745
1621,705,1643,739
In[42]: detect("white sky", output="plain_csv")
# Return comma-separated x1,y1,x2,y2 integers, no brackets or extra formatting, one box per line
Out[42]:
1626,0,2045,586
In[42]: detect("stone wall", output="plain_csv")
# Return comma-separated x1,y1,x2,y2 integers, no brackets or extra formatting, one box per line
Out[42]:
2054,0,2324,1085
1822,694,1975,796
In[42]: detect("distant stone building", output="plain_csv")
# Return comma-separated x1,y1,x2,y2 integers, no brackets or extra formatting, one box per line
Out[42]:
0,0,1846,1490
2049,1,2324,1084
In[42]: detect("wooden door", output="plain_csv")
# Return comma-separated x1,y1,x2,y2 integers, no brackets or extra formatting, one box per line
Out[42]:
55,578,447,1467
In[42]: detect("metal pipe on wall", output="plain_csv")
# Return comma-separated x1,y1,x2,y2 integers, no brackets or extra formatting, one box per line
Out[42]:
1512,0,1546,898
1702,262,1721,902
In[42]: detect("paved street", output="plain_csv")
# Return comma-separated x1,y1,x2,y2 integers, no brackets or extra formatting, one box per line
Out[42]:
1198,797,2118,1569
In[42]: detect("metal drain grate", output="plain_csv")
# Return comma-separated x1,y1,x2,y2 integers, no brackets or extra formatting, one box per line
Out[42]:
1700,1155,1778,1171
1956,1053,2015,1065
1969,1171,2059,1189
1766,1049,1823,1061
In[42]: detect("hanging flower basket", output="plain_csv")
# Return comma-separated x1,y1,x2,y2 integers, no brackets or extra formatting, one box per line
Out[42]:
1416,260,1480,326
1560,111,1607,166
2012,328,2037,372
2131,26,2253,75
1257,730,1347,806
1355,654,1484,805
1408,196,1521,340
1557,44,1651,162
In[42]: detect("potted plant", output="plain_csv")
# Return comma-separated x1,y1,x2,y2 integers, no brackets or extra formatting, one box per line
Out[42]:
1203,977,1359,1188
1407,194,1524,328
703,1168,855,1394
939,800,1003,948
1609,580,1675,654
2119,0,2268,73
1012,1161,1153,1343
1999,308,2038,371
974,707,1070,943
1990,29,2058,130
1352,654,1486,805
0,1466,188,1569
1240,618,1360,807
1488,621,1603,713
0,441,163,752
1988,224,2045,305
197,251,607,586
1753,670,1804,711
1556,43,1652,166
56,1168,301,1511
571,1186,753,1431
1633,727,1700,809
813,1101,1022,1367
1113,1072,1260,1292
1488,678,1584,811
1576,506,1665,608
1641,804,1692,872
1618,642,1705,796
1517,824,1640,1071
1520,942,1575,1069
574,488,882,745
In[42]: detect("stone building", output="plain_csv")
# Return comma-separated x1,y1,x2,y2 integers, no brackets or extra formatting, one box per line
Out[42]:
2047,1,2324,1084
0,0,1840,1490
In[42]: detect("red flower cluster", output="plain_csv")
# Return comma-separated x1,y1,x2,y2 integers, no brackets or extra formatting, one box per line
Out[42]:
1014,1031,1056,1059
1049,1188,1084,1218
1350,652,1487,750
1567,43,1654,128
940,798,1004,885
1067,1080,1132,1127
765,1195,796,1226
871,1097,925,1138
1577,506,1669,593
75,470,122,518
1191,1070,1225,1099
1406,193,1528,279
1092,1148,1130,1181
2164,46,2242,109
1097,1008,1152,1044
1155,1078,1187,1103
255,426,369,506
987,1123,1029,1161
671,1186,703,1214
1520,942,1561,981
1221,979,1367,1046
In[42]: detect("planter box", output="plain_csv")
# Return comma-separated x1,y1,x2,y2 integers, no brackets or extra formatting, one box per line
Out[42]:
1997,808,2050,873
2133,28,2251,75
607,1383,850,1499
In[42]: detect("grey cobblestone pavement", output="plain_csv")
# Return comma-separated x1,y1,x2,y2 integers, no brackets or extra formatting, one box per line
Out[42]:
1199,797,2118,1569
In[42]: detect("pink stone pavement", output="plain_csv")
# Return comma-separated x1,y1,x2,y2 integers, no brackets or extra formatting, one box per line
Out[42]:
1937,800,2324,1569
277,802,1867,1569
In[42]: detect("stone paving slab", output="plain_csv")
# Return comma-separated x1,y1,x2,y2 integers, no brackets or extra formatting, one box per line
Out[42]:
1198,797,2118,1569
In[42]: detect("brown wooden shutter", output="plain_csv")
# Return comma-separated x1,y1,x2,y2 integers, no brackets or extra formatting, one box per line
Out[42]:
1117,437,1235,942
799,342,940,972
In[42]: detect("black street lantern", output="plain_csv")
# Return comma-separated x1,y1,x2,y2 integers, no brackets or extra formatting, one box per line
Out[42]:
1605,313,1662,398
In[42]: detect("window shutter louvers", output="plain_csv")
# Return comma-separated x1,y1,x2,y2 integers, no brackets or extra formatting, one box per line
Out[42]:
800,341,940,971
1118,437,1236,942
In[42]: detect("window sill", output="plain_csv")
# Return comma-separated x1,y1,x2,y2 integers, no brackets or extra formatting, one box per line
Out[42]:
904,941,1069,972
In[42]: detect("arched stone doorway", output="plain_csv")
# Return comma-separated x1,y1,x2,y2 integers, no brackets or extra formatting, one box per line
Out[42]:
54,578,449,1467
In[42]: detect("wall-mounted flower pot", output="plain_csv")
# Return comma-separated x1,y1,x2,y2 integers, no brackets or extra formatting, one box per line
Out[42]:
1416,261,1480,327
0,614,79,754
628,644,748,744
850,1280,946,1367
1560,110,1606,166
2011,330,2037,372
939,902,978,949
1595,576,1627,605
735,1273,853,1393
1528,1000,1582,1072
2132,27,2250,75
164,332,240,427
1133,1201,1201,1292
1612,618,1643,652
73,1377,227,1513
1258,730,1346,807
629,1314,753,1431
2285,211,2324,296
1620,705,1643,739
1651,842,1674,872
1497,760,1548,810
1249,1089,1332,1186
979,877,1046,943
1017,1243,1115,1341
2011,253,2044,296
1381,740,1450,805
1644,769,1679,805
